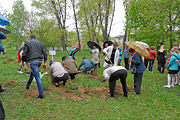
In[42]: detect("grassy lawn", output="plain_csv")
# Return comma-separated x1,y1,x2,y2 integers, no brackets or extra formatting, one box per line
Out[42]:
0,50,180,120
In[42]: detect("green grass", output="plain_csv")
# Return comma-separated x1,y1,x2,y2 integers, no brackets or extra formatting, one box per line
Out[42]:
0,50,180,120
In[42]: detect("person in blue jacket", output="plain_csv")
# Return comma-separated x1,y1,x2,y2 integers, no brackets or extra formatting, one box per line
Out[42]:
69,47,79,60
0,32,7,93
78,57,94,74
118,47,123,66
128,48,146,95
164,49,180,88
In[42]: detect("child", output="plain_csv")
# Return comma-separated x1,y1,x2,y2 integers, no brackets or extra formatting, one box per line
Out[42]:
164,49,180,88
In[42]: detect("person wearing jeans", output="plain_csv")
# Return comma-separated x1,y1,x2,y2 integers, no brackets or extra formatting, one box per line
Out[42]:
149,46,157,72
124,46,130,70
22,34,47,99
26,61,44,95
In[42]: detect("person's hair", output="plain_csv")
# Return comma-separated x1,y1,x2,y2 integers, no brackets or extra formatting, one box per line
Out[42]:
76,47,79,51
30,34,36,39
50,59,55,66
173,44,179,47
175,48,180,53
82,56,86,59
159,45,164,53
170,49,175,55
62,56,67,61
113,42,118,46
128,48,135,53
151,46,155,50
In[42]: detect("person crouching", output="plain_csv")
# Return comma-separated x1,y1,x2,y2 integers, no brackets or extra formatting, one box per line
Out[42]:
50,60,69,87
103,66,128,98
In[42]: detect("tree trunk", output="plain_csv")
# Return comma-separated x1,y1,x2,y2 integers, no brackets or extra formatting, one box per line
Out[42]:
71,0,81,51
108,0,115,36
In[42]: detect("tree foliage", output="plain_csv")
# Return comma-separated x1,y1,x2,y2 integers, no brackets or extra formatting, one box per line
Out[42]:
125,0,180,49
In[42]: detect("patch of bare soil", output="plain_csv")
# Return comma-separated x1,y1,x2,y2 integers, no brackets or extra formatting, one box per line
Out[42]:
0,56,15,63
4,80,16,87
22,84,134,101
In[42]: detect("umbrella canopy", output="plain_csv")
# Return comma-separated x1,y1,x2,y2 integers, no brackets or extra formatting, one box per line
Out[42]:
135,41,149,48
87,41,101,51
103,41,113,49
0,14,10,26
0,26,10,34
125,41,150,58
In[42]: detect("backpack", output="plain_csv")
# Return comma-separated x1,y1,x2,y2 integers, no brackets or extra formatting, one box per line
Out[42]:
173,55,180,70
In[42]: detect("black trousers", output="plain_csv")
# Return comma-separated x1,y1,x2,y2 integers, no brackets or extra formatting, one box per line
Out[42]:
158,62,165,73
109,69,128,97
54,73,69,85
134,73,143,94
124,58,129,70
0,99,5,120
144,59,149,68
69,73,77,80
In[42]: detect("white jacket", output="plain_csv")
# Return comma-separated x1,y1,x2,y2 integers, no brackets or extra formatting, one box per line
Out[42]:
103,66,127,80
103,46,119,66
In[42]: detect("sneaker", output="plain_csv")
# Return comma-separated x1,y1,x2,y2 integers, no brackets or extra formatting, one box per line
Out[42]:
178,83,180,86
18,71,23,74
26,86,29,89
164,85,171,88
35,95,45,99
26,72,30,75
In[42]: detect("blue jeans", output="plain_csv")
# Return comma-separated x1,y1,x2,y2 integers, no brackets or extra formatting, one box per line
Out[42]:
26,62,44,95
149,60,155,72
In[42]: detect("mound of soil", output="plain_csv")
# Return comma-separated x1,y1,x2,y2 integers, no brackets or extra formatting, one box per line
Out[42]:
4,80,16,87
88,74,98,80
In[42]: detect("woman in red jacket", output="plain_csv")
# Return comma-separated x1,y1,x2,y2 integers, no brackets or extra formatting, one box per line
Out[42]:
149,46,157,72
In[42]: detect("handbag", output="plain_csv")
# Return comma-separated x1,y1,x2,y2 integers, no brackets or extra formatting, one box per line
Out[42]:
131,62,137,74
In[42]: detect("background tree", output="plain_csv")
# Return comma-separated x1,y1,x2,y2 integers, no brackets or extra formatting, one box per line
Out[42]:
6,0,28,49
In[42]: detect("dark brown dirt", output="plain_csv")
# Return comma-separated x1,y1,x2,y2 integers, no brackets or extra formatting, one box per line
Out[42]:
0,56,15,62
4,80,17,87
88,74,99,80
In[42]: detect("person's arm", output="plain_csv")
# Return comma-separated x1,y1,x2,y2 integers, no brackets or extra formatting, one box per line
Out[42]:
103,46,109,55
0,32,6,39
42,44,47,69
71,50,76,60
154,51,157,57
50,67,55,83
78,61,84,70
22,43,28,62
103,68,110,80
0,44,5,53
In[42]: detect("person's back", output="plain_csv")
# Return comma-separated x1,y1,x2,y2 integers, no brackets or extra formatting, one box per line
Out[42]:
124,47,129,58
83,59,93,69
50,62,68,77
24,39,46,62
149,49,157,60
62,58,78,74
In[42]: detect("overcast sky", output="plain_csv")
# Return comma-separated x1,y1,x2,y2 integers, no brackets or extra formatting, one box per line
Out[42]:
0,0,125,37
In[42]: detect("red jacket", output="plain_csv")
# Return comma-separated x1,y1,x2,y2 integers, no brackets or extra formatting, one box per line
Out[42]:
149,50,157,60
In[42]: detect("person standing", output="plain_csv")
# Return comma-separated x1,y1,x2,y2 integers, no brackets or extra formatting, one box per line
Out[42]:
62,56,78,80
124,46,130,70
91,45,99,69
128,48,146,95
144,48,150,68
157,45,167,73
149,46,157,72
50,60,69,87
0,32,7,93
69,47,79,60
103,42,119,69
118,47,123,66
103,66,128,98
22,34,47,99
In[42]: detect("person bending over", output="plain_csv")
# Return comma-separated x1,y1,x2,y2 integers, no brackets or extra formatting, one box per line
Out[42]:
50,60,69,87
69,47,79,60
62,56,78,80
78,57,94,74
103,66,128,98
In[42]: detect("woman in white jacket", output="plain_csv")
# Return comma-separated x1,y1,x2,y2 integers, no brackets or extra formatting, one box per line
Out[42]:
103,66,128,97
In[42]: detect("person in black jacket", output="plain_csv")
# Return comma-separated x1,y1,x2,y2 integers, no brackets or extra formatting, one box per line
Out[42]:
157,45,167,73
22,34,47,99
0,99,5,120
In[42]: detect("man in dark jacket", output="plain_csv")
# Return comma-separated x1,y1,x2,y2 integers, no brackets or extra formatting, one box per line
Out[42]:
22,34,47,99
